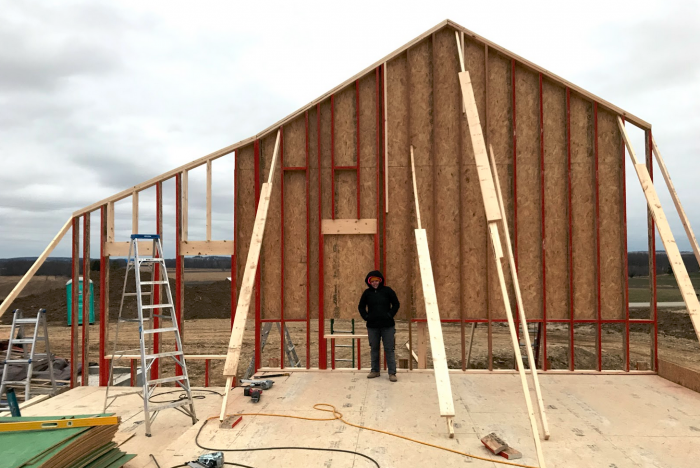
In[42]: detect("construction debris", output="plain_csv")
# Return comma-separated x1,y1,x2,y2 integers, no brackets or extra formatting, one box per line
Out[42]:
480,432,522,460
480,432,508,455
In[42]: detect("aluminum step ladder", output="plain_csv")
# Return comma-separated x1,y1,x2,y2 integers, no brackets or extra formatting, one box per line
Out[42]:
103,234,197,436
0,309,58,409
330,318,356,368
243,322,301,379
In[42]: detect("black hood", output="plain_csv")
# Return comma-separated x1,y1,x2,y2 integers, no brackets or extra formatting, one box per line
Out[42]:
364,270,385,288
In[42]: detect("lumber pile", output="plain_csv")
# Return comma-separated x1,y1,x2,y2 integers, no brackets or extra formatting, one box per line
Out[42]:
0,414,135,468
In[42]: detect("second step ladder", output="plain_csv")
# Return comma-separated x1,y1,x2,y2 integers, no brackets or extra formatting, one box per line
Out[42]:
103,234,197,436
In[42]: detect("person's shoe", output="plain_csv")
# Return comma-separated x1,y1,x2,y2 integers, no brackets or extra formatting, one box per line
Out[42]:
367,372,380,379
389,374,397,382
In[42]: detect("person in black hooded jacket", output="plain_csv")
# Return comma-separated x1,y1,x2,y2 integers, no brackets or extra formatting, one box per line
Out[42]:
358,270,400,381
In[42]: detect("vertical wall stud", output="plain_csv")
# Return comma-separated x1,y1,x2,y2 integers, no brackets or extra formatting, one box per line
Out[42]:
280,126,285,368
646,130,658,370
594,103,602,372
81,214,91,386
206,160,212,241
621,117,630,372
567,88,575,371
305,112,311,368
70,217,80,388
232,150,238,331
153,181,163,380
539,73,548,370
175,173,184,376
254,140,262,372
317,104,327,369
99,205,109,386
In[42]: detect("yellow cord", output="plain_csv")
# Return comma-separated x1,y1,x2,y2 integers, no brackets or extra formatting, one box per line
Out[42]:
214,403,539,468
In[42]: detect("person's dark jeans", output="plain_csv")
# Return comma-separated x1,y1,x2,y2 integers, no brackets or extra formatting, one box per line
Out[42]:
368,326,396,374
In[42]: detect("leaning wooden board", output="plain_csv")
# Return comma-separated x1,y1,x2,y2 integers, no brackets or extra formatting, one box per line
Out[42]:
414,229,455,418
618,118,700,343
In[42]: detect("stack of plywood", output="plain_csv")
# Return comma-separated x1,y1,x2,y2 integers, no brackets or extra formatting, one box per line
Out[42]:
0,414,134,468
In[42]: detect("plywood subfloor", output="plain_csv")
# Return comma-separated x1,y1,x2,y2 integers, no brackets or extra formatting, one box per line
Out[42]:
21,373,700,467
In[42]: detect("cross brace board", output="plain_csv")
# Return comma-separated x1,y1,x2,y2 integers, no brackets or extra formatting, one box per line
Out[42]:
618,119,700,345
220,130,281,420
459,68,547,468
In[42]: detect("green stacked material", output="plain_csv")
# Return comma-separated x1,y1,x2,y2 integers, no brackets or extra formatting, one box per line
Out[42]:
0,414,136,468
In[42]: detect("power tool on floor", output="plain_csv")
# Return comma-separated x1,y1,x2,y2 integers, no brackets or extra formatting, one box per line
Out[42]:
239,379,274,390
186,452,224,468
243,387,263,403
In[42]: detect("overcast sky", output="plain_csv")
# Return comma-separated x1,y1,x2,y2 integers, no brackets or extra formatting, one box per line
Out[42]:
0,0,698,259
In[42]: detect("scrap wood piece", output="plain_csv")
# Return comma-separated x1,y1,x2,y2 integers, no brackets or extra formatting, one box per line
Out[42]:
500,446,523,460
618,119,700,344
481,432,508,454
220,130,281,421
481,433,523,460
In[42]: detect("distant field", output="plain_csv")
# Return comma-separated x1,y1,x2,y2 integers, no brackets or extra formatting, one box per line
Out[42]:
628,273,700,302
0,270,228,303
166,268,230,284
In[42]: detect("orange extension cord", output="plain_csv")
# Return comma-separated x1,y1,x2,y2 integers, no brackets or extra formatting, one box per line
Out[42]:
214,403,539,468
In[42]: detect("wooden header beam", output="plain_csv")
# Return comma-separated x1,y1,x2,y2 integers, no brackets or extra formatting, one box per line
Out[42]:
321,219,377,235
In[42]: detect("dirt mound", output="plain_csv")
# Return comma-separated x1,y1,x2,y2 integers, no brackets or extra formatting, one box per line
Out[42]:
658,309,696,340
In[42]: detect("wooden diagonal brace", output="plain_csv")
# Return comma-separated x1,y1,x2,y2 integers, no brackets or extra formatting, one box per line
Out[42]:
220,130,280,420
619,119,700,345
460,70,547,467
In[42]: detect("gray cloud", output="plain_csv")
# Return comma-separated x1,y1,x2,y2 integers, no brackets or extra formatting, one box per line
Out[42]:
0,0,697,259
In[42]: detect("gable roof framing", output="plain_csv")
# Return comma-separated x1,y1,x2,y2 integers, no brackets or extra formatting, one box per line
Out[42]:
73,19,649,217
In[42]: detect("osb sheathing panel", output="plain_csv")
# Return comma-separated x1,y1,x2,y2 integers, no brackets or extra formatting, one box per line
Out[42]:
336,171,357,219
408,38,433,320
359,73,377,221
514,64,543,320
239,26,629,325
282,116,308,320
335,86,356,167
260,132,281,319
543,80,569,320
598,109,625,319
570,95,597,320
386,53,416,321
408,38,434,250
433,28,461,320
461,36,488,320
235,144,256,299
488,51,515,320
324,234,374,319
